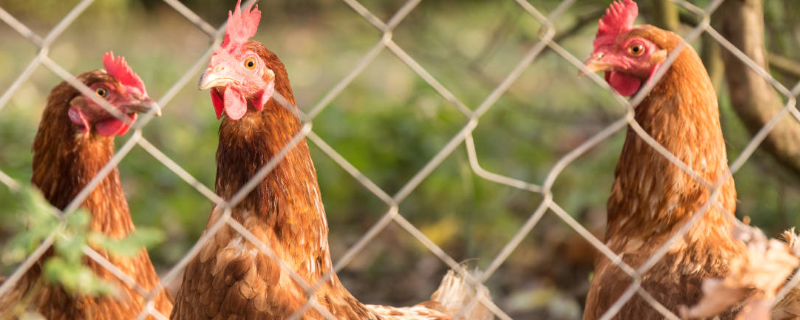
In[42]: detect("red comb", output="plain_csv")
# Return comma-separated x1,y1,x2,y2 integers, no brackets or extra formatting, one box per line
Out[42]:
594,0,638,47
102,51,147,97
221,0,261,52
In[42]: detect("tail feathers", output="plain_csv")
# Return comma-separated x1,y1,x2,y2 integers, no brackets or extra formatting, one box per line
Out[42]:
680,223,800,320
430,268,493,320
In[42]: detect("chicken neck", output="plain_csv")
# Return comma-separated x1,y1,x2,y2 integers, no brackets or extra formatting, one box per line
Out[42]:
213,99,381,319
604,43,744,261
31,79,135,238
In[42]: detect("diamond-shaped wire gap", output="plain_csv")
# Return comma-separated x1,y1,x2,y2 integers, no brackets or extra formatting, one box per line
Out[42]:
42,4,209,99
0,1,84,38
399,139,546,267
702,25,800,157
704,27,793,100
0,6,42,46
466,44,626,194
717,92,800,233
485,204,606,320
0,0,106,115
118,27,229,273
335,221,456,307
374,140,529,318
311,49,471,195
307,131,456,308
387,0,544,113
246,1,388,115
305,136,403,272
0,22,39,88
390,212,514,320
542,119,625,222
118,145,215,271
479,115,629,291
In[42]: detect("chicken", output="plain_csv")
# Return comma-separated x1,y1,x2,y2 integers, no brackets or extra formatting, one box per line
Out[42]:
0,52,172,319
170,2,492,320
580,1,749,319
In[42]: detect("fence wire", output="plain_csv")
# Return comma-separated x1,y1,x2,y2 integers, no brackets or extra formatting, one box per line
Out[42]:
0,0,798,320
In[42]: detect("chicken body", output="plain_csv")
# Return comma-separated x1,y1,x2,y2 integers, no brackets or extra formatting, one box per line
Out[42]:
0,70,172,319
171,43,483,320
581,5,748,320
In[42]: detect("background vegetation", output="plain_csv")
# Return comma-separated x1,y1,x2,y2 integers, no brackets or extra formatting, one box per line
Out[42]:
1,0,799,319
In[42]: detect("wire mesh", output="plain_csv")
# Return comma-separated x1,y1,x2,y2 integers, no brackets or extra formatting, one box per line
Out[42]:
0,0,798,319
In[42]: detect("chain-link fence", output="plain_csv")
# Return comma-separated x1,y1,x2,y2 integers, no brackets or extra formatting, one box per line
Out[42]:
1,0,799,319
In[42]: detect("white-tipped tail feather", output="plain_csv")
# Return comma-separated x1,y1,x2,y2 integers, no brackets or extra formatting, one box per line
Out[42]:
431,269,494,320
366,268,494,320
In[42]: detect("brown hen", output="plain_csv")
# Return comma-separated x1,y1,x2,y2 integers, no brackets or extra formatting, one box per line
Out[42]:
169,2,491,320
580,1,748,319
0,53,172,320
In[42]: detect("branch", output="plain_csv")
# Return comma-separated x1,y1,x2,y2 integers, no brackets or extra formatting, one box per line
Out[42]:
681,10,800,82
769,53,800,79
715,0,800,178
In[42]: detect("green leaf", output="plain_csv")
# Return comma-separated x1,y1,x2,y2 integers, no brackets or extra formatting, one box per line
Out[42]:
64,209,90,230
92,228,165,257
1,186,61,264
17,185,56,223
53,232,88,264
42,257,114,296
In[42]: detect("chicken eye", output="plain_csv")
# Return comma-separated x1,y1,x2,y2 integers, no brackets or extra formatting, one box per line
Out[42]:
95,87,108,98
244,58,257,70
629,43,645,56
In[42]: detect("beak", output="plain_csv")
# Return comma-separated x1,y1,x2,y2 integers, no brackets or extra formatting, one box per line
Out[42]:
122,97,161,116
198,67,236,90
579,52,615,78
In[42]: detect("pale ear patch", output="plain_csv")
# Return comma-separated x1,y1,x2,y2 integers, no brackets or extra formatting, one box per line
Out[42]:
651,49,668,64
253,70,275,111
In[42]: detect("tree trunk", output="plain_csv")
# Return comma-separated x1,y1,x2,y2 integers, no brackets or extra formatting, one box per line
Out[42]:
715,0,800,177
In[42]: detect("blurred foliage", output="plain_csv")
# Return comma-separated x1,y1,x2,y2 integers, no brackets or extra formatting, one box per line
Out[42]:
0,185,163,317
0,1,799,319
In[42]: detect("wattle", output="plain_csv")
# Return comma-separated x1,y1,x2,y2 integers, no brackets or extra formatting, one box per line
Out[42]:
605,71,642,97
96,113,137,136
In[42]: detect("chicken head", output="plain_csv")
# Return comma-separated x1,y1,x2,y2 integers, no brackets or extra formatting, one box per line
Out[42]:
68,52,156,136
198,0,275,120
582,0,668,97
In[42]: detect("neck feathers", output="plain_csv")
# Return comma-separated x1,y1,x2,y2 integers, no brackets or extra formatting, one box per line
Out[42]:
211,58,386,318
31,79,134,237
606,37,736,244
